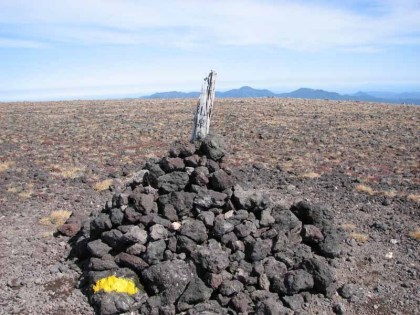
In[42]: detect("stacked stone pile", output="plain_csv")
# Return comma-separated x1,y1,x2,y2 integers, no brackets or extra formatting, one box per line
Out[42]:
63,135,343,315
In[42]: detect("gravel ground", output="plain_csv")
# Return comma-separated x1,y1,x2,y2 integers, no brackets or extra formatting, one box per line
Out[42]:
0,98,418,315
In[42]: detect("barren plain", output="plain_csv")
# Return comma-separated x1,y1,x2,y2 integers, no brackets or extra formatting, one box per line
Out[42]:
0,98,419,315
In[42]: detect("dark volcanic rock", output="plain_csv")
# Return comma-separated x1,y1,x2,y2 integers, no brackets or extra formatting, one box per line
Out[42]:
160,157,185,173
129,191,155,214
302,257,335,296
199,134,226,161
209,169,234,192
90,213,113,237
233,185,272,212
116,253,149,273
158,172,189,194
247,238,273,262
301,224,324,244
87,239,112,258
144,240,167,265
191,239,230,273
177,276,212,310
180,219,208,243
58,215,82,237
169,140,196,158
141,259,194,305
219,279,244,296
255,298,292,315
70,139,342,315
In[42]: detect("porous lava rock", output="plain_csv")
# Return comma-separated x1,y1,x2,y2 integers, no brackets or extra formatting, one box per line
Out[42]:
65,135,342,315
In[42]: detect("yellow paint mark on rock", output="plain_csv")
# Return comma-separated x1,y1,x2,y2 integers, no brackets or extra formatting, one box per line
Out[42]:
92,275,139,295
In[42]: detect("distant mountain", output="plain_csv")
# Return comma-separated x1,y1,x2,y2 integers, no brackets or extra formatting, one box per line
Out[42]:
278,88,343,100
144,86,420,105
146,91,200,99
217,86,277,98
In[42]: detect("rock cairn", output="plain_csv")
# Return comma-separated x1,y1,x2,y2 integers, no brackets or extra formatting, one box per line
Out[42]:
64,135,343,315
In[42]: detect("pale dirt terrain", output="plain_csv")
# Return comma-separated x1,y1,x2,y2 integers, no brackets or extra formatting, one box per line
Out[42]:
0,98,419,315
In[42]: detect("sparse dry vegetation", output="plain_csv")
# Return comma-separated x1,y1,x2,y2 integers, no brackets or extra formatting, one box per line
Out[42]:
407,194,420,203
94,179,113,191
409,228,420,240
0,161,15,173
355,184,375,195
39,210,72,228
350,232,369,243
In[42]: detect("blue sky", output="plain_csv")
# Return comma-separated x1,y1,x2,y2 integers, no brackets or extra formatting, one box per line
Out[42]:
0,0,419,101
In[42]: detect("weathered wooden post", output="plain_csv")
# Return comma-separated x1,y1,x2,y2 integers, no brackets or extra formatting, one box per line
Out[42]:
191,70,217,143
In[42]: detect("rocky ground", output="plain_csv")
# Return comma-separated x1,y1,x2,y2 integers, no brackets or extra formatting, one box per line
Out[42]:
0,98,419,315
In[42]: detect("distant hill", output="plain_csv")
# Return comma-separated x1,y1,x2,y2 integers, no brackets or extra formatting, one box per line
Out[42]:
144,86,420,105
146,91,200,99
218,86,276,98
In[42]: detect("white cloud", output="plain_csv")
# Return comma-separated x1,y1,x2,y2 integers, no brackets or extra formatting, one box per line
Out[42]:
0,37,47,48
0,0,419,51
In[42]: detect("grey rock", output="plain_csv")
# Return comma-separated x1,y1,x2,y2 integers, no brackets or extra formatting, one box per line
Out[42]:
158,172,190,194
198,211,215,227
160,157,185,173
255,298,292,315
126,243,147,255
150,224,168,241
209,169,234,191
180,219,208,243
184,154,200,167
235,220,257,238
141,259,194,305
116,252,149,273
109,208,124,226
129,191,155,214
301,224,324,244
169,140,196,158
91,213,113,237
161,204,179,222
167,191,196,217
177,235,198,254
260,209,275,227
302,257,335,295
214,215,235,238
318,227,343,258
144,240,167,265
333,302,346,314
291,201,333,229
191,239,230,273
91,292,134,315
258,274,270,290
219,279,244,296
191,171,209,186
177,276,212,309
112,192,129,208
282,294,304,311
194,190,227,209
264,256,287,282
233,185,272,212
145,161,165,177
88,257,118,271
58,215,82,237
199,134,226,161
272,209,302,234
101,229,124,249
121,225,148,245
247,238,272,262
187,300,228,315
124,206,142,224
207,159,220,173
231,292,252,313
87,239,112,258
